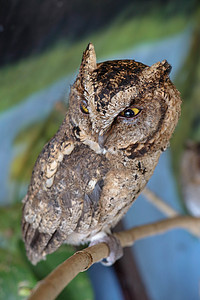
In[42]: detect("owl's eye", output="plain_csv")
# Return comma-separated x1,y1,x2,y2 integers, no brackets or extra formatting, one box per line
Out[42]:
120,107,141,118
80,100,89,114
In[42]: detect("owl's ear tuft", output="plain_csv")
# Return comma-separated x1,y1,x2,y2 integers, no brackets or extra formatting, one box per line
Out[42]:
160,60,172,75
144,60,172,81
79,43,97,75
149,60,172,76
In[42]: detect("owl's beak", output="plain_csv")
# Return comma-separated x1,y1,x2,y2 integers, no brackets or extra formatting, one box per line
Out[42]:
98,128,111,149
98,133,106,148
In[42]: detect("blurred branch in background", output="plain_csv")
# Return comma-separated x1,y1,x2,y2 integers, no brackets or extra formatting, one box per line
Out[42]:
143,188,178,217
143,188,200,237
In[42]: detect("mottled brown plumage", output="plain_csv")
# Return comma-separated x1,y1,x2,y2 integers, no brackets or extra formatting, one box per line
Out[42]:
22,43,181,265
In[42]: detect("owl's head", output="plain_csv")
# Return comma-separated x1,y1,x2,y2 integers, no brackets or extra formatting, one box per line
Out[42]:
69,43,181,158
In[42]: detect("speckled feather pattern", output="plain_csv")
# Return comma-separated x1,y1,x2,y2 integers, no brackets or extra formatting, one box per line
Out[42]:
22,43,181,264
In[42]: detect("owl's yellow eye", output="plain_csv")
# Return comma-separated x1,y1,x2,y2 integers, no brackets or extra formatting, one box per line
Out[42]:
120,107,141,118
80,100,89,114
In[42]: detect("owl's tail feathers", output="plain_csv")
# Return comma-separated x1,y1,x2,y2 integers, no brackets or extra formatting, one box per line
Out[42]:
22,218,65,265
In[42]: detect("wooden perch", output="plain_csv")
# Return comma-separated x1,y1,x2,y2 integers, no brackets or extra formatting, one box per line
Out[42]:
28,216,200,300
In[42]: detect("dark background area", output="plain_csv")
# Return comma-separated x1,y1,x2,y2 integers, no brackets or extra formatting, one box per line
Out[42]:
0,0,196,66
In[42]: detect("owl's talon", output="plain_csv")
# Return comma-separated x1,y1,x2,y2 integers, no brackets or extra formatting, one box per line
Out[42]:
89,234,123,266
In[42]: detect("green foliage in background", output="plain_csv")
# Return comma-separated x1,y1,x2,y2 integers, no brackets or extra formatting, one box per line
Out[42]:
171,11,200,171
11,102,67,184
0,204,93,300
170,8,200,210
0,204,37,300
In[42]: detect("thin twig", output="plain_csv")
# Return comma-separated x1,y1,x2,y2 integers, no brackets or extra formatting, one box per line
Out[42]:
142,187,178,217
28,216,200,300
142,187,200,238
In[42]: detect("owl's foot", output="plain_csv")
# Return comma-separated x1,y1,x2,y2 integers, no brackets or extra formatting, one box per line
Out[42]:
89,233,123,266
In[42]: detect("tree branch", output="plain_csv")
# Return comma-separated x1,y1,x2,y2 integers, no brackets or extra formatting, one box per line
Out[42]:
28,216,200,300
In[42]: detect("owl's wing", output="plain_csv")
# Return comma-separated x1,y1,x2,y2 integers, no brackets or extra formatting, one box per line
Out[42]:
22,191,68,265
22,134,108,264
21,131,83,264
22,178,104,265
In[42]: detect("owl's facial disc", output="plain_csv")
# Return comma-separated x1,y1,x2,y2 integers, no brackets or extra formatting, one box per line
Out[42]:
73,46,179,155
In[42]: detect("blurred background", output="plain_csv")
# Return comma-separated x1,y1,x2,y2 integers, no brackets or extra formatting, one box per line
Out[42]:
0,0,200,299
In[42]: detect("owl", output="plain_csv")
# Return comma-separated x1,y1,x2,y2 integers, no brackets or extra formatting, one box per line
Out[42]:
22,43,181,265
